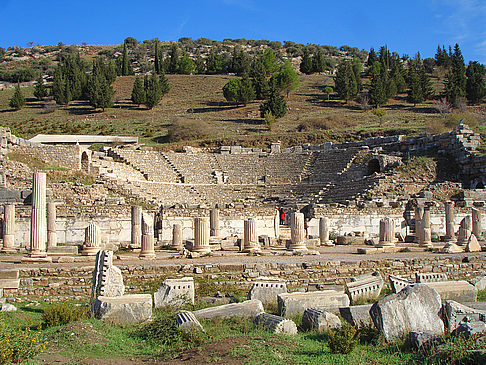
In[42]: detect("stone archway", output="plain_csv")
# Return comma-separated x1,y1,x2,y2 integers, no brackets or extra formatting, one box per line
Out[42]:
81,151,90,173
366,158,381,175
472,178,485,189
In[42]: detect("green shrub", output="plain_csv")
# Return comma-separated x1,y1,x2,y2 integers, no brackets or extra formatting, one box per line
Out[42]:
414,333,483,364
42,302,87,327
0,317,46,364
327,322,359,354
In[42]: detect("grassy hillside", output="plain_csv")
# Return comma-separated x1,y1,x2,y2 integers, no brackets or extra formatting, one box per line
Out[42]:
0,73,484,149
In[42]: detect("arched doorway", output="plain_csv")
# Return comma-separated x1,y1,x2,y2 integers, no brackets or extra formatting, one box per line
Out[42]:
81,151,90,173
366,159,381,175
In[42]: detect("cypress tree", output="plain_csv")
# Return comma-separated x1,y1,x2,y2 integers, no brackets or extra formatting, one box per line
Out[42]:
466,61,486,104
154,41,160,74
407,64,424,106
352,58,362,92
33,74,47,100
369,62,387,106
131,75,146,106
335,60,357,102
299,49,313,75
445,43,466,105
312,49,326,73
159,73,170,96
237,74,256,105
419,66,434,100
144,72,162,109
88,57,114,111
367,48,378,68
250,58,269,99
168,44,179,74
9,82,25,110
260,85,287,119
52,65,71,105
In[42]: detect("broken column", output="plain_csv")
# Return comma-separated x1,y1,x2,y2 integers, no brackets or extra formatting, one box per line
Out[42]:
414,205,424,243
139,212,156,258
130,206,142,249
274,210,280,240
2,204,15,252
82,223,102,255
253,312,298,334
170,223,183,250
421,207,432,246
457,216,472,245
378,217,395,247
472,208,482,240
29,172,48,258
46,202,57,248
319,217,334,246
444,202,456,242
192,217,211,253
243,218,260,252
289,212,307,251
209,208,220,237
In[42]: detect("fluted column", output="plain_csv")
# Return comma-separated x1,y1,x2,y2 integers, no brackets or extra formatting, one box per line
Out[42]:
319,217,333,246
46,202,57,248
2,204,15,252
131,206,142,249
243,218,260,252
472,208,482,240
140,212,156,258
210,208,220,237
192,217,211,253
29,172,47,258
444,202,456,242
171,223,183,250
82,223,101,255
378,217,395,247
289,212,307,250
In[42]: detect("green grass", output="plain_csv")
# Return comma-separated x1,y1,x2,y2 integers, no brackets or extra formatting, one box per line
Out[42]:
477,289,486,301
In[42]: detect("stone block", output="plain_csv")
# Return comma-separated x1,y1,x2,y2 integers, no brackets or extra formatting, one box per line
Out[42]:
339,304,373,328
47,246,79,256
302,308,341,332
174,310,204,332
0,279,19,289
345,272,383,303
416,273,447,283
443,300,486,331
0,269,19,279
154,277,195,308
247,277,287,306
253,312,297,334
92,294,153,325
389,275,412,293
193,300,264,320
277,290,350,317
90,250,125,304
469,276,486,291
370,284,444,342
425,281,478,303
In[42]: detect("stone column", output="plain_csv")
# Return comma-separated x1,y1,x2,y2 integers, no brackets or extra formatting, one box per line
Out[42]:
289,212,307,251
140,213,156,258
457,216,472,245
472,208,482,240
171,223,183,250
131,206,142,249
210,208,220,237
421,207,432,246
46,202,57,248
2,204,15,252
82,223,101,255
243,218,260,252
444,202,456,242
29,172,47,258
274,210,280,240
414,205,424,243
319,217,334,246
192,217,211,253
378,217,395,247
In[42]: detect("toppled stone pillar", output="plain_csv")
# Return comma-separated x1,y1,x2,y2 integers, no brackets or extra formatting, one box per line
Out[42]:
444,202,456,242
29,172,47,258
302,308,341,332
154,277,195,308
378,217,395,247
210,208,220,237
192,217,211,253
175,310,204,332
139,213,156,258
131,206,142,249
253,312,298,334
46,202,57,248
319,217,333,246
472,208,482,240
289,212,307,251
2,204,15,252
243,218,260,252
90,250,125,305
457,216,472,245
171,223,183,250
82,223,102,255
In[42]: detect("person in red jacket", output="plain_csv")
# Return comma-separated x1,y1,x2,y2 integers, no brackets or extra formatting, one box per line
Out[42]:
279,208,286,225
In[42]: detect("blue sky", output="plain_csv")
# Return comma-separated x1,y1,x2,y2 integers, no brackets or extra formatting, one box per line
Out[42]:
1,0,485,63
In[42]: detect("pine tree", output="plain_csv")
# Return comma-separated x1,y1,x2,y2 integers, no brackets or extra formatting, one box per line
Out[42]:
223,78,241,103
154,41,160,74
273,62,300,98
168,44,179,74
369,62,388,106
312,49,326,73
250,58,269,99
52,66,70,105
178,55,195,75
33,74,47,100
237,74,256,106
466,61,486,104
334,60,358,102
260,85,287,119
407,64,424,106
88,57,114,111
367,48,378,68
261,48,278,75
445,43,466,106
131,75,146,106
419,66,434,100
144,72,162,109
9,82,25,110
299,49,313,75
352,58,362,92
